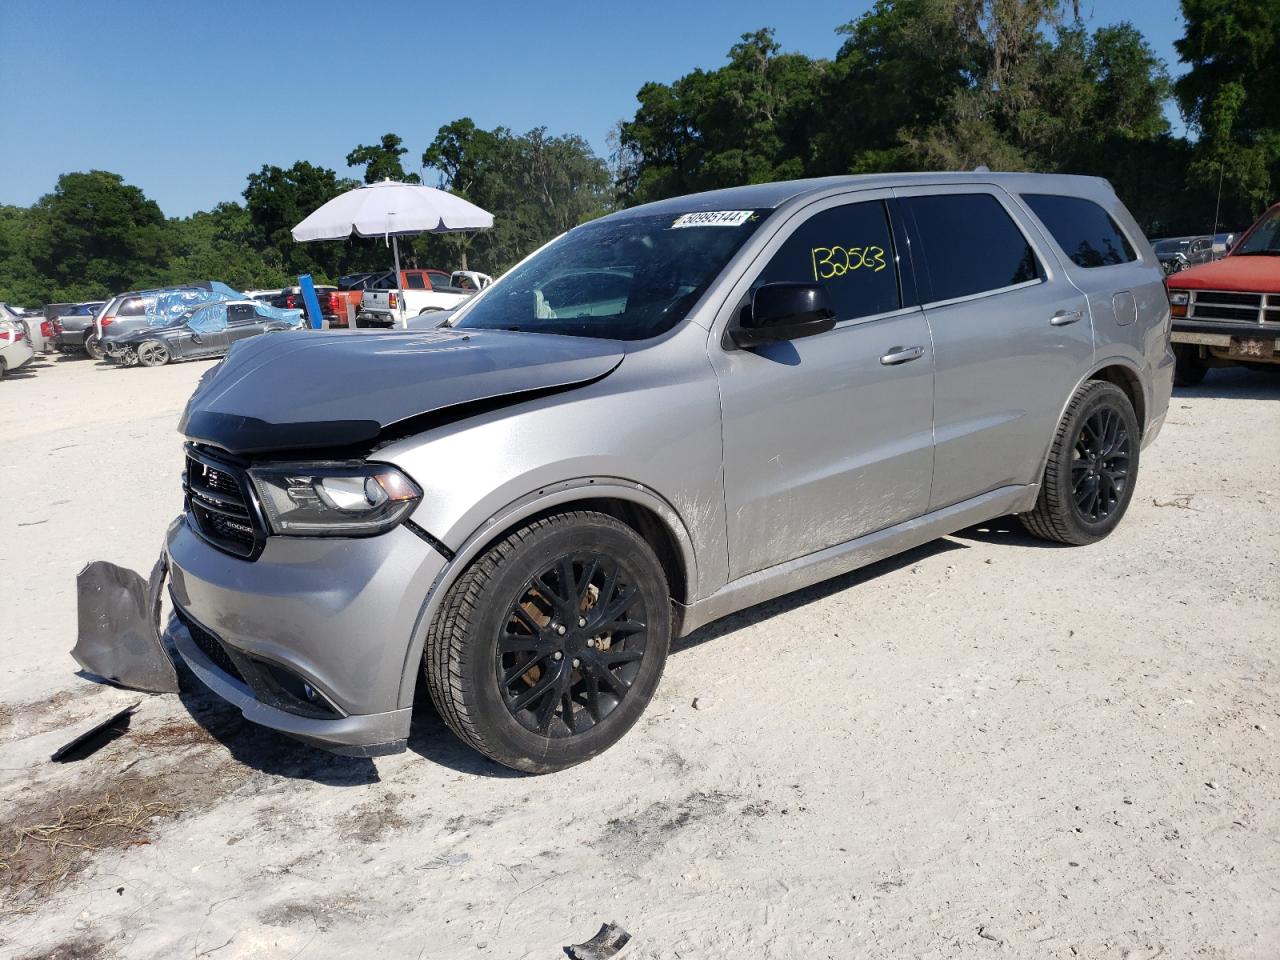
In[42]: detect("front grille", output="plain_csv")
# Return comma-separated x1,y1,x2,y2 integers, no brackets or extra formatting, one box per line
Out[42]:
176,607,246,684
183,446,263,559
1187,289,1276,326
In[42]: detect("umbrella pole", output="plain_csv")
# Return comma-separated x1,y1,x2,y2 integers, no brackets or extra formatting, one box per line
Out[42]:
392,235,405,328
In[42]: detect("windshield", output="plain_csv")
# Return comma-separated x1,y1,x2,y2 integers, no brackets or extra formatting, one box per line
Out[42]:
453,210,768,340
1234,208,1280,256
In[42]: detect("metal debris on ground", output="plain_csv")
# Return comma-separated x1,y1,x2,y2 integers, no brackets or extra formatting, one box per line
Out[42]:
50,700,142,762
565,921,632,959
71,556,178,694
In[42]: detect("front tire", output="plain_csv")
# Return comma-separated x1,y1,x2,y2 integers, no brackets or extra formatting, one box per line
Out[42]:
424,511,671,773
135,340,170,367
1020,380,1140,546
1173,344,1208,387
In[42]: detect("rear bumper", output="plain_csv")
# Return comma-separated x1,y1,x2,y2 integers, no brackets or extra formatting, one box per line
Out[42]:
1,342,34,370
164,514,448,754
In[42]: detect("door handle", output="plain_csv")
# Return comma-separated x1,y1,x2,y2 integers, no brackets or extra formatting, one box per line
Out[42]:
880,345,924,365
1050,309,1083,326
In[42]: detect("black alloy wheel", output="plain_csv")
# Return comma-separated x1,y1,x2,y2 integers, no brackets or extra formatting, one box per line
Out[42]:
1021,380,1140,545
497,553,649,738
424,510,671,773
1070,406,1131,524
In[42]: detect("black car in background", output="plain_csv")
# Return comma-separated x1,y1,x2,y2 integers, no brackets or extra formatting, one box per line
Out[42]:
101,300,304,367
1152,235,1213,275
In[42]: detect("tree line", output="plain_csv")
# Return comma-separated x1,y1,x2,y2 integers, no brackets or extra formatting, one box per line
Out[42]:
1,0,1275,306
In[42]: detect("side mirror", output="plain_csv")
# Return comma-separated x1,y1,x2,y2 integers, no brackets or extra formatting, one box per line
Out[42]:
730,282,836,349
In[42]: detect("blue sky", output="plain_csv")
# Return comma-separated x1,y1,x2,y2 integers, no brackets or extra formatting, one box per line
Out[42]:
0,0,1188,217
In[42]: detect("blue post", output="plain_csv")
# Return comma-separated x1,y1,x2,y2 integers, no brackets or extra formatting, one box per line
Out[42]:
298,274,324,330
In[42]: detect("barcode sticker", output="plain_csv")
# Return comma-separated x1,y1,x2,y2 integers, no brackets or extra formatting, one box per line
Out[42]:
671,210,755,228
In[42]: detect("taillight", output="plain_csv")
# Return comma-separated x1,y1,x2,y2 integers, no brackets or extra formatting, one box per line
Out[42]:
101,316,115,328
389,292,398,309
328,292,340,313
41,320,52,337
285,294,297,308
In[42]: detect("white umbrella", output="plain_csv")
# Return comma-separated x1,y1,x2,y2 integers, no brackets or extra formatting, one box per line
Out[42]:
291,179,493,326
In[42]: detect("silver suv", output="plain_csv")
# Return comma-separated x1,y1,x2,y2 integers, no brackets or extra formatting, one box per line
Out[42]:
166,173,1173,771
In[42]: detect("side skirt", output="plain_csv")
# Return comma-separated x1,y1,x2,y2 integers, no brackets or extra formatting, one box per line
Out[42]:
674,483,1038,637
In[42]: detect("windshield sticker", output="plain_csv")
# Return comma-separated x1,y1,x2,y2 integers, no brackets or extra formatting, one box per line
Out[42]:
811,245,888,280
671,210,757,229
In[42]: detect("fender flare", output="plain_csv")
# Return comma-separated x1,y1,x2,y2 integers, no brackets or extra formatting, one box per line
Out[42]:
1032,354,1148,485
394,478,699,708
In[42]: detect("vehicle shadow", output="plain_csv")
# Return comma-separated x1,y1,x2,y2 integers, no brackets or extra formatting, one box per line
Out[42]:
1174,366,1280,401
950,515,1070,550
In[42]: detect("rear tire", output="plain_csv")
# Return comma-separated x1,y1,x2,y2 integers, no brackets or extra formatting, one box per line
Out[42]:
0,358,6,381
1020,380,1140,546
424,511,671,773
84,334,103,360
1173,344,1208,387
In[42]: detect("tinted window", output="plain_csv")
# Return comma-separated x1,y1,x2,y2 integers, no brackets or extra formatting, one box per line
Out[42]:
754,201,900,321
117,297,145,316
1022,194,1135,268
901,193,1041,302
405,273,426,289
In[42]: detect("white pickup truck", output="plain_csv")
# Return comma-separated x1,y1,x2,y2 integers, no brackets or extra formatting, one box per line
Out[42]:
357,270,493,328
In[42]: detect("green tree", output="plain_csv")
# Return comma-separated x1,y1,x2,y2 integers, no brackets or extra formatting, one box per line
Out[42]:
22,171,170,301
422,119,611,272
346,133,422,184
242,161,365,281
1175,0,1280,225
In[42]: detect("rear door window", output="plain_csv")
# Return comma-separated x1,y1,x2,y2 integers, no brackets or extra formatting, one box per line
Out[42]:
1022,193,1135,269
753,200,901,322
900,193,1042,303
405,273,426,289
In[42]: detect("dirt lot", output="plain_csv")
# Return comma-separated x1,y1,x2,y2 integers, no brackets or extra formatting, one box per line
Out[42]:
2,350,1278,959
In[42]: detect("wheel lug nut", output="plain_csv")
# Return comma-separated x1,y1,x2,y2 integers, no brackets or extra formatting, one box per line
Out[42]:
556,625,567,635
578,617,586,627
572,658,580,668
553,651,563,661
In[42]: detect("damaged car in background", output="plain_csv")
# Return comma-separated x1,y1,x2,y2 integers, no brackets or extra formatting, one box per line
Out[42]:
102,299,304,366
81,172,1172,773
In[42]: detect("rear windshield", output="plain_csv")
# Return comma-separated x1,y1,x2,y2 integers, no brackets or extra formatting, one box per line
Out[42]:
454,210,768,340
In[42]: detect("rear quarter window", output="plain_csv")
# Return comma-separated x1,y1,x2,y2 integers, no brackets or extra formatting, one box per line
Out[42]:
117,297,145,316
900,193,1042,303
1022,193,1136,268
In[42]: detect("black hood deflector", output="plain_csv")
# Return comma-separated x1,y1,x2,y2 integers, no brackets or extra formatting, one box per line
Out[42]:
179,328,624,456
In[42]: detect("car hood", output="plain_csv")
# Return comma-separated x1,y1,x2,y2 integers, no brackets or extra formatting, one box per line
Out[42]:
1167,255,1280,292
179,328,625,455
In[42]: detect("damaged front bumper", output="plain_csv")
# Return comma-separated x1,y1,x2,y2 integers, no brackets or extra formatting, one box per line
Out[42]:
163,514,448,756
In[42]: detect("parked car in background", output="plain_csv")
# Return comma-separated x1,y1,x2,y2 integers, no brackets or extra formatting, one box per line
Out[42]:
89,282,243,358
103,299,305,367
1167,202,1280,385
243,289,284,301
0,318,34,380
358,269,492,327
50,301,107,354
165,172,1171,770
1153,235,1213,275
0,303,38,352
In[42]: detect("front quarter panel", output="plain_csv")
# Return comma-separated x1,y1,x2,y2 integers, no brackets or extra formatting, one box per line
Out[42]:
377,321,727,601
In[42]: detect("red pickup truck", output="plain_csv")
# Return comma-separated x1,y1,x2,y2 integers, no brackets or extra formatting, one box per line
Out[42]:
1167,202,1280,385
331,269,455,326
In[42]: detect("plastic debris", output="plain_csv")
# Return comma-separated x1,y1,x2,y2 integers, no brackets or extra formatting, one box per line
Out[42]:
566,921,632,959
51,700,141,762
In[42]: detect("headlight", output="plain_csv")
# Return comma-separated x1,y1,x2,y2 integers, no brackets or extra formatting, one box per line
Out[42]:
1168,291,1189,306
248,463,421,536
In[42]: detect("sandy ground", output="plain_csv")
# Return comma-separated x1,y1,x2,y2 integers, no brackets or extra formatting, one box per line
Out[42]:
1,350,1278,960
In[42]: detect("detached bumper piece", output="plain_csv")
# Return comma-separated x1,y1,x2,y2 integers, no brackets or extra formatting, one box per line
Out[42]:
72,558,178,694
